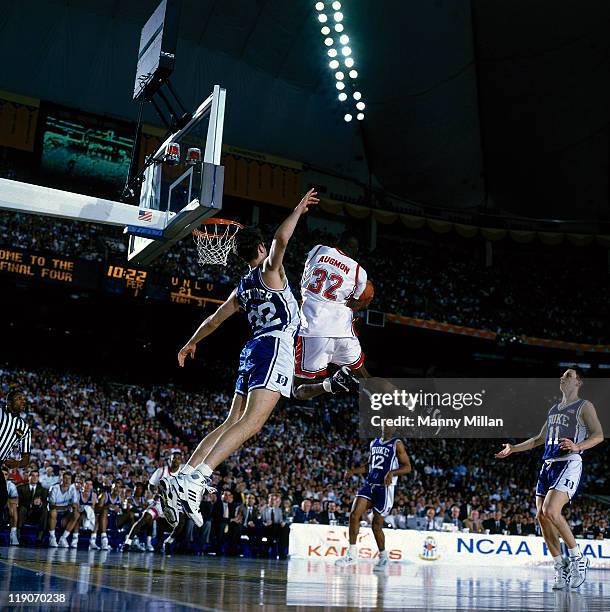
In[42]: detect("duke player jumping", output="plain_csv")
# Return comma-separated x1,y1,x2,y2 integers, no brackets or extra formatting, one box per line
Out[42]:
336,424,411,570
160,190,341,528
495,367,603,589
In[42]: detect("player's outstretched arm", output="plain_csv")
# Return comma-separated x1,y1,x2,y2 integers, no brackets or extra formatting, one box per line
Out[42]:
384,441,412,484
264,189,318,274
178,289,240,366
495,421,547,458
559,401,604,452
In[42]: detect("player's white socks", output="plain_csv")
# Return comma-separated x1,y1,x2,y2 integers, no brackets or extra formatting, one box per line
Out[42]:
62,530,71,540
349,544,357,558
552,554,564,567
124,537,132,545
192,462,213,480
10,527,17,535
146,536,152,546
568,545,581,559
379,550,388,560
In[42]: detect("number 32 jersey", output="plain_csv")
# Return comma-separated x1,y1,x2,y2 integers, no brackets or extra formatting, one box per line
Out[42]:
236,266,300,339
300,245,368,338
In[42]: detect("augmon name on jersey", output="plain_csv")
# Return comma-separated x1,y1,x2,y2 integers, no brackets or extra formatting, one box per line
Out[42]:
316,255,351,275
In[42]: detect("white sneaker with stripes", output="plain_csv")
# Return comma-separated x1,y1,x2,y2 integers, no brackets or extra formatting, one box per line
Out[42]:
552,558,569,589
170,473,214,528
569,555,590,589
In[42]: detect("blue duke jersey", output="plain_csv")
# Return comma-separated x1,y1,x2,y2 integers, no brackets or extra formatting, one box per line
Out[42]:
236,266,299,338
366,437,400,486
543,399,588,460
234,266,300,398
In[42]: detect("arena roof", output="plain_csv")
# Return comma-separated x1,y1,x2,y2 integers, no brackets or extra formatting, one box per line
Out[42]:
1,0,608,218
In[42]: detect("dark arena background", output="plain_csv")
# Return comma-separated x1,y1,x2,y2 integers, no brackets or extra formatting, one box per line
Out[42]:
0,1,609,610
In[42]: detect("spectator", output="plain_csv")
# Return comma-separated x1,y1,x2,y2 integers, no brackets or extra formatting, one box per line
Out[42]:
17,468,48,545
483,511,506,535
293,499,318,524
318,501,344,525
211,490,239,555
39,466,59,490
464,509,483,533
446,506,463,530
424,507,442,531
260,494,289,559
236,493,260,552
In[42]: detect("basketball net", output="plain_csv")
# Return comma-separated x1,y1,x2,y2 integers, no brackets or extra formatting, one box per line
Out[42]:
192,218,243,266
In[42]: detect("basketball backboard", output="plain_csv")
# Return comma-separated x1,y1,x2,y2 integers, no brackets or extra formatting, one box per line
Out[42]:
126,84,227,265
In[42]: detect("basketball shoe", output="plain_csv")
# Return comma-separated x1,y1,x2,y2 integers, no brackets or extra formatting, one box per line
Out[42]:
552,558,570,589
328,366,360,394
373,555,389,572
568,554,590,589
162,472,215,528
335,551,358,567
159,476,184,528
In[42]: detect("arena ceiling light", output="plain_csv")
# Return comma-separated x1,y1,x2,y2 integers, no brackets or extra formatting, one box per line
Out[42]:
314,2,366,123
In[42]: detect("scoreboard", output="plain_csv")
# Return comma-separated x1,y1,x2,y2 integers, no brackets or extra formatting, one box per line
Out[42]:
0,246,228,307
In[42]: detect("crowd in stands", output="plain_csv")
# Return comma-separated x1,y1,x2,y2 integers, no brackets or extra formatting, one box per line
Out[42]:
1,368,608,557
1,206,609,343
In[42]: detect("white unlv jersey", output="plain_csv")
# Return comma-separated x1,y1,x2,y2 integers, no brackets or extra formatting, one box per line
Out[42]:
149,464,183,487
300,244,368,338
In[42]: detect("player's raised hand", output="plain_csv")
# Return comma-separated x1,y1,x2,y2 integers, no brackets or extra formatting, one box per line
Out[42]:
494,443,513,459
178,342,197,367
295,188,319,214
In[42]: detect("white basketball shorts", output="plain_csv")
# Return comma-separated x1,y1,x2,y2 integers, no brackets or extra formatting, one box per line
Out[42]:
295,335,364,379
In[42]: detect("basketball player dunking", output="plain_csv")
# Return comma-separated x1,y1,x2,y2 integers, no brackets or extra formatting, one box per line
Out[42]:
159,190,325,528
293,233,368,400
336,424,411,570
495,367,603,589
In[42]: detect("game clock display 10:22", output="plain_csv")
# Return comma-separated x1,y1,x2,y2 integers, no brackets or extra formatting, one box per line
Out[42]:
106,265,148,295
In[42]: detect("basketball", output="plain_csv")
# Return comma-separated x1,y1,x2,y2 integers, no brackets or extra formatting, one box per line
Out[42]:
357,280,375,308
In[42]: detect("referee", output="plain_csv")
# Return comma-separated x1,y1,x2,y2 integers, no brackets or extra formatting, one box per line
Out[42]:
0,389,32,511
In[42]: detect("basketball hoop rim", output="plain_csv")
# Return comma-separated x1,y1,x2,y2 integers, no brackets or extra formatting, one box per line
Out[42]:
192,218,243,239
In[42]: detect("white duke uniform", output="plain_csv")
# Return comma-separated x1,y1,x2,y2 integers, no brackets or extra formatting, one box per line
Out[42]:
297,245,368,378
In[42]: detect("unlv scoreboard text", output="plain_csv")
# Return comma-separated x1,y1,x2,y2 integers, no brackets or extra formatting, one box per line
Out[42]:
0,246,227,306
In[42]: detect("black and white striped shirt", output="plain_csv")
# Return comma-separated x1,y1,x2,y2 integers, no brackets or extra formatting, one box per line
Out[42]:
0,407,31,461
